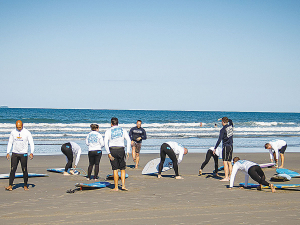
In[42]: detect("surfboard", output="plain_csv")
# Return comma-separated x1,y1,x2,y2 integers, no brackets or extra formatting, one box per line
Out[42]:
106,172,129,180
75,181,111,189
47,168,80,175
213,162,275,173
142,158,173,175
239,183,300,189
0,173,49,179
270,174,292,181
276,168,300,178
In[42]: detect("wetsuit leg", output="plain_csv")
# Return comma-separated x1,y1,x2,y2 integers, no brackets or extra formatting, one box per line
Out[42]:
162,144,179,176
213,153,219,173
94,151,102,179
20,154,28,186
87,151,96,179
158,143,168,174
9,153,20,186
61,143,73,172
201,150,213,170
248,165,269,186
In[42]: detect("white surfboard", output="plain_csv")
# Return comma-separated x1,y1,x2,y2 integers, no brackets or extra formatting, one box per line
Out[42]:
142,158,173,175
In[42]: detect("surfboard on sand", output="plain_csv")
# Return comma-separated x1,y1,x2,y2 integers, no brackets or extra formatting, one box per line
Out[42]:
270,174,292,181
106,172,129,180
0,173,49,179
47,168,80,175
239,182,300,189
276,168,300,178
142,158,173,175
75,181,111,189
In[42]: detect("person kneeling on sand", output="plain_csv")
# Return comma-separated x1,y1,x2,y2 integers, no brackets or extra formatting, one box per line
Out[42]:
228,157,275,193
61,142,81,176
157,142,188,179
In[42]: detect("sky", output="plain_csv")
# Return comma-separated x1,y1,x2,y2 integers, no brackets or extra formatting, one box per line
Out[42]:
1,0,300,112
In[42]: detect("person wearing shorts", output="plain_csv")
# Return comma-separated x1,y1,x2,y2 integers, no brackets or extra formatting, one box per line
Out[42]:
157,142,188,179
214,117,233,182
61,142,81,176
265,140,287,168
229,157,275,193
5,120,34,191
86,124,104,180
129,120,147,169
105,117,131,191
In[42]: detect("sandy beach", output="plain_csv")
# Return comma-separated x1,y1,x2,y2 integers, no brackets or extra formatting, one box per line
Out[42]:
1,152,300,225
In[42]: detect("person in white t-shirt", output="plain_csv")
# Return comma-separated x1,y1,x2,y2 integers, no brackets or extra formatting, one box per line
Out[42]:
199,147,222,176
229,157,275,193
5,120,34,191
157,142,188,179
265,140,287,168
105,117,131,191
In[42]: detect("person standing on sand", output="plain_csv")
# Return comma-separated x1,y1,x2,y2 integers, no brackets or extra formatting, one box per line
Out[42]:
86,124,104,180
61,141,81,176
229,157,275,193
199,147,222,176
265,140,287,168
214,117,233,182
158,142,188,179
129,120,147,169
5,120,34,191
104,117,131,191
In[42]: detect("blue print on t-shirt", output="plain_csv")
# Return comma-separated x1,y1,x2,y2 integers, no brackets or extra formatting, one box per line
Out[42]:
111,127,123,140
88,133,98,144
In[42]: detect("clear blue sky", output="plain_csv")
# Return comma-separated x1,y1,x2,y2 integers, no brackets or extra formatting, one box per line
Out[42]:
1,0,299,112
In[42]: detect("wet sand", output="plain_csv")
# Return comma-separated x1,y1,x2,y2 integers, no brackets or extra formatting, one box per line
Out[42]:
1,152,300,225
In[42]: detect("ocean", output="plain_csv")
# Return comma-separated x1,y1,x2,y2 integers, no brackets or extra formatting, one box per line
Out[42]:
0,108,299,155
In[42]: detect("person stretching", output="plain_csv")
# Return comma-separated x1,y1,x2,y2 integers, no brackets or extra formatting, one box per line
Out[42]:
199,147,222,176
158,142,188,179
229,157,275,193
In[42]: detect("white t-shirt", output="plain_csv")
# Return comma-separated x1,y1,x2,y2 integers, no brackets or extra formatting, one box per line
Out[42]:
7,128,34,154
230,160,257,188
209,147,222,158
86,131,104,151
69,142,81,167
104,125,131,154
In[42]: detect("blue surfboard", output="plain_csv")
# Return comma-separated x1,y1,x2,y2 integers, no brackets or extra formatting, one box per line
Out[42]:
47,168,80,175
0,173,49,179
239,183,300,189
276,168,300,178
106,172,129,180
75,181,111,189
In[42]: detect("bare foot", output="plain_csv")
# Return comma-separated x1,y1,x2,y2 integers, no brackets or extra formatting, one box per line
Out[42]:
157,174,162,179
63,172,70,176
121,187,128,191
270,184,276,193
24,186,29,191
279,166,284,168
69,170,75,175
220,178,230,182
5,185,12,191
199,169,202,175
175,176,184,179
112,188,119,191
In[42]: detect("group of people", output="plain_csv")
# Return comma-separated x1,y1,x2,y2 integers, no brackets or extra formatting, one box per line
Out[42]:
5,117,288,193
198,117,288,193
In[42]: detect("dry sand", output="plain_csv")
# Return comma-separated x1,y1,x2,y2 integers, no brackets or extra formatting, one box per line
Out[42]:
1,152,300,225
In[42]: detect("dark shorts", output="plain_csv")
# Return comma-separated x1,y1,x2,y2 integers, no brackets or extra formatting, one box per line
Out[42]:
109,147,126,170
222,145,233,161
279,144,287,154
131,142,142,153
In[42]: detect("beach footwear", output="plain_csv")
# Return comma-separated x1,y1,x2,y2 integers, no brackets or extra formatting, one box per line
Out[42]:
199,169,202,175
5,185,12,191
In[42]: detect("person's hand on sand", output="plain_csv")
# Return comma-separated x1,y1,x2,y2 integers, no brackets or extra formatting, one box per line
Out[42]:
29,153,33,160
6,153,10,160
